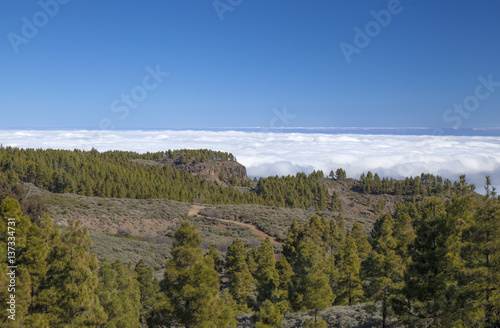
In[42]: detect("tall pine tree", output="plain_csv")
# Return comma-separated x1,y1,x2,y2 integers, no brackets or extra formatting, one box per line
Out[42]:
253,238,280,306
463,177,500,326
161,222,236,327
98,259,141,328
335,235,363,305
42,220,107,326
225,238,253,312
134,259,159,326
402,197,463,327
363,213,404,328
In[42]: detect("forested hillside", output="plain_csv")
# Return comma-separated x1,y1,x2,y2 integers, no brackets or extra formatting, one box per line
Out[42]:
0,147,498,327
0,147,331,211
1,175,498,327
358,171,453,196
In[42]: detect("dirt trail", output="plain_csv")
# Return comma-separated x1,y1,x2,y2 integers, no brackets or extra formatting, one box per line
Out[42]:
188,205,206,217
189,205,283,245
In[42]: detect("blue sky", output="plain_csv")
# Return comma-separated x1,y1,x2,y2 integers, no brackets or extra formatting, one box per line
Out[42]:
1,0,500,130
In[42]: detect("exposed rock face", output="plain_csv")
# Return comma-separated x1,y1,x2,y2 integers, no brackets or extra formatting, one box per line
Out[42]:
159,158,248,183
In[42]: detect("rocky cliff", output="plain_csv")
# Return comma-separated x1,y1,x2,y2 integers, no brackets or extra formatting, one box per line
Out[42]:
157,157,248,183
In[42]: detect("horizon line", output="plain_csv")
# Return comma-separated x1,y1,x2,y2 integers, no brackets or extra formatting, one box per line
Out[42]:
1,126,500,131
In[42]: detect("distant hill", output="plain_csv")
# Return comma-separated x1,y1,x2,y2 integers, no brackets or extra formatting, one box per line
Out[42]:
131,150,248,184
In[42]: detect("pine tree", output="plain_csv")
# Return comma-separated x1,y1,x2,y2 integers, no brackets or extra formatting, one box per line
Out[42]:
146,292,173,328
300,225,334,316
305,215,328,245
98,260,141,328
1,197,31,249
334,214,346,246
335,235,363,305
18,223,50,315
402,197,463,327
161,222,236,327
246,246,259,277
329,170,335,180
275,256,294,313
134,259,158,326
12,267,32,328
225,239,253,312
349,222,371,262
363,213,404,328
286,217,335,313
463,177,500,326
254,299,283,328
43,219,107,326
213,289,238,328
0,198,59,326
283,218,301,266
392,204,416,265
207,245,223,274
303,266,333,322
335,168,346,180
304,318,328,328
1,197,33,327
254,238,280,306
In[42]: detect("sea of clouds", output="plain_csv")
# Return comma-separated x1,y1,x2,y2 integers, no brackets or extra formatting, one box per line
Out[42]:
1,130,499,190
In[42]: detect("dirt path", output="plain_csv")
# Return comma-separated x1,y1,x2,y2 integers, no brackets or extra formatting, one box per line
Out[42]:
188,205,206,217
216,219,283,245
189,205,283,245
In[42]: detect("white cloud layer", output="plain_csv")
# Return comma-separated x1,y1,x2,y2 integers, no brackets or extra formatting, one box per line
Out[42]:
1,130,499,190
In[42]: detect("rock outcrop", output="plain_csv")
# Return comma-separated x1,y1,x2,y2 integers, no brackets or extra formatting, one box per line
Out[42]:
158,157,248,183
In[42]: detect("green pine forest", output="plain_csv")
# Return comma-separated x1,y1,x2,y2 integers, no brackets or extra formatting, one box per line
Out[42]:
0,147,499,327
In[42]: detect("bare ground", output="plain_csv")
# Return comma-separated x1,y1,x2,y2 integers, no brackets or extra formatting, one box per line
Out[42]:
189,205,284,245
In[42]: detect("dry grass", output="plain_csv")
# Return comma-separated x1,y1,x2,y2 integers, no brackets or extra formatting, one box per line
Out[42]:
28,179,410,282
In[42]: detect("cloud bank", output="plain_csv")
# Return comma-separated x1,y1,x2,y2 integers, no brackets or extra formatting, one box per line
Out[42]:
1,130,499,189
